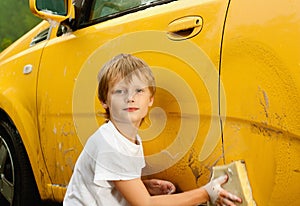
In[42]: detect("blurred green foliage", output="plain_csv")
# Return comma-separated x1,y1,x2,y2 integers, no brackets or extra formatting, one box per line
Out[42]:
0,0,41,52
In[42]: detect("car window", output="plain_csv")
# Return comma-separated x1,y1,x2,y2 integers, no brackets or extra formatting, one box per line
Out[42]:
75,0,175,28
90,0,170,21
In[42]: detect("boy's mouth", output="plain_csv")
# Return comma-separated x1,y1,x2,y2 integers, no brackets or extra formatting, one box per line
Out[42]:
124,107,139,112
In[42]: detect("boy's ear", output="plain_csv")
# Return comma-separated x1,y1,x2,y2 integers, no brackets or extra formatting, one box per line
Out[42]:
148,96,154,107
101,101,108,109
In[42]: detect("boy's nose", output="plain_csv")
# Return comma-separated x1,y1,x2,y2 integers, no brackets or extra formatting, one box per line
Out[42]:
127,98,134,103
126,91,135,103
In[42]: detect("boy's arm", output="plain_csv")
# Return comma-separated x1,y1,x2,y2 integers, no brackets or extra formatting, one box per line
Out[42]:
114,178,209,206
114,176,242,206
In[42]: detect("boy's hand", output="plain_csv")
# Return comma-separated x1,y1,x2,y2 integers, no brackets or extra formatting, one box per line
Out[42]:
143,179,176,195
202,175,242,205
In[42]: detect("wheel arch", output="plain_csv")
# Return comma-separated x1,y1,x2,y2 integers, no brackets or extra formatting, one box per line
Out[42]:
0,98,53,200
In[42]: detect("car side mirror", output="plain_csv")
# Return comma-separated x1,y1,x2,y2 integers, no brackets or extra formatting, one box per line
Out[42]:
29,0,74,23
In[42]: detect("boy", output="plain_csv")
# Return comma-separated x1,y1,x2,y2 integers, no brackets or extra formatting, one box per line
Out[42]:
63,54,242,206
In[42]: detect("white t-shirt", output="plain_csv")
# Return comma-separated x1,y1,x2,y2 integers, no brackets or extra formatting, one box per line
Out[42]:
63,121,145,206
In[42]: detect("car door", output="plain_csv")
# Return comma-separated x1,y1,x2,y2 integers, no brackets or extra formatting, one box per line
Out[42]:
36,0,230,196
220,0,300,205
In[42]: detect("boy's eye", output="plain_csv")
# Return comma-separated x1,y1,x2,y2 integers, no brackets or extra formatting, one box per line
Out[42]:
114,89,125,94
136,88,144,93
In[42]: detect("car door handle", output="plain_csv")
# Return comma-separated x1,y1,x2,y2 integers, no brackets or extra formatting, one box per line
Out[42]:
167,16,203,40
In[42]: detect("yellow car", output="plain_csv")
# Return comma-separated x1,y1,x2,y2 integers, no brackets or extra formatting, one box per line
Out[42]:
0,0,299,205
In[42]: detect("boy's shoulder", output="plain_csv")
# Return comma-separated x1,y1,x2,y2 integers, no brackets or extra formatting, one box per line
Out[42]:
85,122,116,148
88,122,110,141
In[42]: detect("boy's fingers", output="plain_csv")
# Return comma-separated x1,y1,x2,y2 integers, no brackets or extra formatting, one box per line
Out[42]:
220,190,242,203
168,185,176,194
223,197,235,206
163,182,175,194
152,179,161,186
215,175,228,185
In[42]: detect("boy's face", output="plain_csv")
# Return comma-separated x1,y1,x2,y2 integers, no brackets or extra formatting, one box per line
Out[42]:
102,74,154,127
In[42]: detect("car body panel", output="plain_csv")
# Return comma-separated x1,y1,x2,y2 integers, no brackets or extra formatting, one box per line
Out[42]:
0,21,49,62
221,0,300,205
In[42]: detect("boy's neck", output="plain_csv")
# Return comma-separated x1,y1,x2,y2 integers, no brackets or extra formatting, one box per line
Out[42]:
111,120,140,144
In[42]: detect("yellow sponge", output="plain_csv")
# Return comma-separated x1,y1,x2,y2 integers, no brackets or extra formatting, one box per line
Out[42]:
208,160,256,206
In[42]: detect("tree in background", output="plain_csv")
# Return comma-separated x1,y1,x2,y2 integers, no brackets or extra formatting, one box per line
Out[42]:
0,0,41,52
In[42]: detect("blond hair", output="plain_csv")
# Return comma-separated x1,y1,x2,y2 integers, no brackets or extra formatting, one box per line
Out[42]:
97,53,156,118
